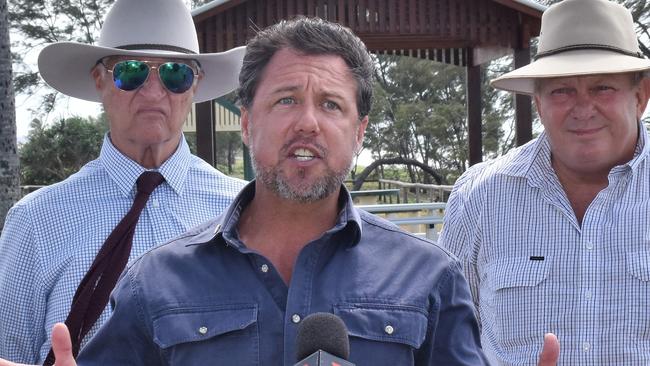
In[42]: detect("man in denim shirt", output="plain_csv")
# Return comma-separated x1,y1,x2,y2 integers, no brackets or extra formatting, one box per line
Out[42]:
2,18,561,366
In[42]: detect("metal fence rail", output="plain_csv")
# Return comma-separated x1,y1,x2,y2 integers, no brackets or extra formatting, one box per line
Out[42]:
357,202,447,241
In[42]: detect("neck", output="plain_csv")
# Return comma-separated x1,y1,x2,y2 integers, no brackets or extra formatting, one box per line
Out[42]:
110,134,180,168
552,159,610,225
237,182,342,284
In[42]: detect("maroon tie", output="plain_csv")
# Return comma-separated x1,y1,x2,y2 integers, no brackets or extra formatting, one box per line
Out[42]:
44,171,165,365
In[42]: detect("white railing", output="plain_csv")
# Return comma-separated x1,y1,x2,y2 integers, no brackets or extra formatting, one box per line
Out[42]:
357,202,446,241
379,179,454,203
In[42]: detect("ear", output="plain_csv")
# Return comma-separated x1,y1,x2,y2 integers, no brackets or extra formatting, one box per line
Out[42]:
534,94,544,121
91,65,106,92
192,71,204,94
635,77,650,120
355,115,369,152
241,107,251,147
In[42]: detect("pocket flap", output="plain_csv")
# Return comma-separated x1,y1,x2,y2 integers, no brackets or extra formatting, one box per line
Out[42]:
334,303,427,348
627,251,650,281
488,256,551,291
152,304,257,349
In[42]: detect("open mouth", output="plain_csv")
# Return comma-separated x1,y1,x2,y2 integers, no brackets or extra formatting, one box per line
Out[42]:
293,148,316,161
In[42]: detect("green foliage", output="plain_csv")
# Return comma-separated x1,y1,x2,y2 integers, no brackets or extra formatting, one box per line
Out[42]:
184,130,244,176
19,115,108,185
9,0,115,115
367,55,507,184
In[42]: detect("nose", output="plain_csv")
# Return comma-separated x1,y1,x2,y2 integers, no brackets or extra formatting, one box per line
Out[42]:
293,103,320,135
138,69,167,99
570,90,596,120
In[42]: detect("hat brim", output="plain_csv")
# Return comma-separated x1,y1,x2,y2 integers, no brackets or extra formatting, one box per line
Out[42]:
491,49,650,95
38,42,245,103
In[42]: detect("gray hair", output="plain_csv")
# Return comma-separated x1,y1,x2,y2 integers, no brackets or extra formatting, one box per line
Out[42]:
238,17,374,118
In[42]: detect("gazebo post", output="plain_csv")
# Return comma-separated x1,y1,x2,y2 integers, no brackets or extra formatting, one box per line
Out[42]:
466,49,483,166
515,24,533,146
195,100,216,166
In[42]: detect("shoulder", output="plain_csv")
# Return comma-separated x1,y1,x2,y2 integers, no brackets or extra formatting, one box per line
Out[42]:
127,216,222,270
357,209,458,264
451,139,540,201
186,155,247,196
10,159,104,211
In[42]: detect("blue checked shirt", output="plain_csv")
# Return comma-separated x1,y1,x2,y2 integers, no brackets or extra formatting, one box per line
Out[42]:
439,123,650,365
0,134,246,364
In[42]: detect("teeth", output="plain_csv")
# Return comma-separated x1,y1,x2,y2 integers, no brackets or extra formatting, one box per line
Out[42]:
294,148,315,161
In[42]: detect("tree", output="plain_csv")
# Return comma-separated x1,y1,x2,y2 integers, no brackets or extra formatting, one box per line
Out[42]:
365,55,507,184
215,131,242,174
0,0,20,229
19,115,108,185
9,0,115,116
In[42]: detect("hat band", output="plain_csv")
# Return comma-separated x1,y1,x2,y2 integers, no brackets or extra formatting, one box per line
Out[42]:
115,44,197,54
535,44,643,60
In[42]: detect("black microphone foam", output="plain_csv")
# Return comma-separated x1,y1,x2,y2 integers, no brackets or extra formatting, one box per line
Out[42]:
295,312,350,361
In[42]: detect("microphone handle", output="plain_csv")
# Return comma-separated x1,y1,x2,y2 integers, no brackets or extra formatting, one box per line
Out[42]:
294,350,355,366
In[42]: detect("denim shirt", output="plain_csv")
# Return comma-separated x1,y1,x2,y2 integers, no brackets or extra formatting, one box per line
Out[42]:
78,182,487,365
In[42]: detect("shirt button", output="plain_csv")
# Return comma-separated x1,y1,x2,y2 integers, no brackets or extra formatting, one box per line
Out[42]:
384,325,394,335
292,314,301,324
585,241,593,250
582,342,591,352
261,264,269,273
198,326,208,335
151,198,159,208
585,290,592,300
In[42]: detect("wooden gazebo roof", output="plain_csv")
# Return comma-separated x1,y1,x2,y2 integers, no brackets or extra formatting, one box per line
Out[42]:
191,0,544,166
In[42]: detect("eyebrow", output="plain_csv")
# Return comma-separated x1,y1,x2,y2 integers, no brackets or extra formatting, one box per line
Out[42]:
268,85,300,95
268,85,347,101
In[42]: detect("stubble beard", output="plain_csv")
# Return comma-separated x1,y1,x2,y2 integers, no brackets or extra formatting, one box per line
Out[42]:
248,127,352,204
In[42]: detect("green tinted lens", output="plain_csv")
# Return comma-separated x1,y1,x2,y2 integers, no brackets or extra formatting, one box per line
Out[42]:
112,60,149,91
158,62,195,93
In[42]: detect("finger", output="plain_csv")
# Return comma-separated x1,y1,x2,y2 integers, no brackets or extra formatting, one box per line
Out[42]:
537,333,560,366
51,323,77,366
0,358,30,366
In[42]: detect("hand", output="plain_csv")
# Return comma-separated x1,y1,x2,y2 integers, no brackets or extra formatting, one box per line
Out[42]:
537,333,560,366
0,323,76,366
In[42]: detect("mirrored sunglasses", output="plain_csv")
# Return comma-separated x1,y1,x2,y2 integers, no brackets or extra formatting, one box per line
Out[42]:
100,59,199,94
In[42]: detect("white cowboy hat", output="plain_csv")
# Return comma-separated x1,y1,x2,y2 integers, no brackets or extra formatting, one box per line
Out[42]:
491,0,650,95
37,0,245,103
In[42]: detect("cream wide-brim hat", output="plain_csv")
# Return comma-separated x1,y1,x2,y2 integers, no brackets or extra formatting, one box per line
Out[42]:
37,0,245,103
491,0,650,95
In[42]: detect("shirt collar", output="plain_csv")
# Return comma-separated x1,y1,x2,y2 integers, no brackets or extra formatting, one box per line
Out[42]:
203,181,362,249
626,122,650,171
99,133,193,197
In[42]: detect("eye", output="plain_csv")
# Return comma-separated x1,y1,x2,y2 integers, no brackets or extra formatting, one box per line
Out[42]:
593,85,615,93
323,100,340,110
277,97,295,105
550,87,573,96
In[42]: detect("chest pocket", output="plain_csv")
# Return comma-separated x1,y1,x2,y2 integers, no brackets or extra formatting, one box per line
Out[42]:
627,250,650,282
334,302,427,365
484,256,551,349
153,304,259,366
626,250,650,342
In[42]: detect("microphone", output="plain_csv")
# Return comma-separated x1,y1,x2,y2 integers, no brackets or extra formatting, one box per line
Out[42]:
294,312,355,366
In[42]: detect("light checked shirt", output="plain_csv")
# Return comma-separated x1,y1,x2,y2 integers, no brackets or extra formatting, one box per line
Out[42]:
0,134,246,364
439,123,650,365
76,182,488,365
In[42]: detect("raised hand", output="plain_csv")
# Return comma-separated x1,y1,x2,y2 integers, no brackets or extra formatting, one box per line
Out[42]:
537,333,560,366
0,323,76,366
